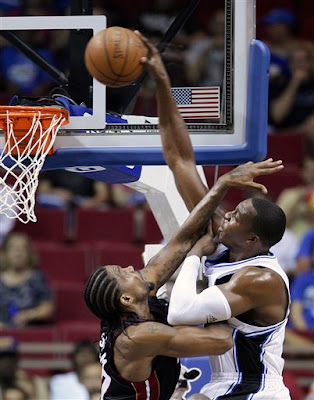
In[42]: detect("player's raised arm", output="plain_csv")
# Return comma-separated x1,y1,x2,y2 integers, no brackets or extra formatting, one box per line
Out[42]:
135,30,208,212
143,158,284,292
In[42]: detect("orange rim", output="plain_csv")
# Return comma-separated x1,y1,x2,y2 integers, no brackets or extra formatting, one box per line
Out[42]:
0,106,69,156
0,105,69,121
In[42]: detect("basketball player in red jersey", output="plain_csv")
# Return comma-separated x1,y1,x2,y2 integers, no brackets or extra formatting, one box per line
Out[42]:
137,32,291,399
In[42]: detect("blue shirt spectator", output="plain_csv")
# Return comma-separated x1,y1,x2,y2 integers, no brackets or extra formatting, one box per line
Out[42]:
290,228,314,329
297,228,314,259
290,270,314,329
0,46,55,94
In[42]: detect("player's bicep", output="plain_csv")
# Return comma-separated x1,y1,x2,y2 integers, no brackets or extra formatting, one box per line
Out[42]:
218,283,254,317
217,267,283,317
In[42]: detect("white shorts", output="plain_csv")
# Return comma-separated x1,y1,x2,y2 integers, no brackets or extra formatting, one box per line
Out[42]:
200,373,291,399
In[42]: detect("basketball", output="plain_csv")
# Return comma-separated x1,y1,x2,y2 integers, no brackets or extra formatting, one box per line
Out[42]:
84,27,148,88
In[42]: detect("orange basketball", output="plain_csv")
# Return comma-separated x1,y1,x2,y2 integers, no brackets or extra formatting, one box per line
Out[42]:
84,27,148,88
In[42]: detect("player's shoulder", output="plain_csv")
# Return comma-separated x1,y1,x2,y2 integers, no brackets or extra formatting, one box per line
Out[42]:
230,265,285,292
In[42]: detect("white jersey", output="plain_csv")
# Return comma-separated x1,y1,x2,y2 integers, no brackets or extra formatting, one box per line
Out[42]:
201,245,291,400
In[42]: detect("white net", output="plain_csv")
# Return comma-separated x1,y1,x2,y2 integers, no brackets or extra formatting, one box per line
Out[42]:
0,109,67,224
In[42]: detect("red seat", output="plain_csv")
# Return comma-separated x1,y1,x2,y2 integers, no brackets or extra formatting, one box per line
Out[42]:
255,164,302,201
52,282,97,324
267,133,306,166
90,241,144,271
1,326,58,342
34,242,91,284
14,207,68,242
74,208,134,243
57,321,100,343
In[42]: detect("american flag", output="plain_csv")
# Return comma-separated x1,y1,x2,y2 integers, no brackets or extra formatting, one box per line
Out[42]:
171,87,220,120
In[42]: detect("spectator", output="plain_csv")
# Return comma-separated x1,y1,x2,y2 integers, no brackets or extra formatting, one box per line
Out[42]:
0,0,22,17
2,386,29,400
92,0,129,28
37,170,130,209
0,336,49,400
185,9,225,87
0,30,56,97
0,232,54,327
78,362,102,398
296,228,314,273
289,229,314,330
135,0,203,87
271,227,299,276
261,7,301,80
277,156,314,240
50,340,99,400
268,42,314,134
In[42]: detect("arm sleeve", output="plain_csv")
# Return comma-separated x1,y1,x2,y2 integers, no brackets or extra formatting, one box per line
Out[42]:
167,255,231,326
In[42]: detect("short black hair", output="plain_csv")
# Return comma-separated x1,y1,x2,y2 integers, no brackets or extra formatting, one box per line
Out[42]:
251,198,286,248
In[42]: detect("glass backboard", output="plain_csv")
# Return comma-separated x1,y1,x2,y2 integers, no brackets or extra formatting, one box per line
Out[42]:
0,0,270,168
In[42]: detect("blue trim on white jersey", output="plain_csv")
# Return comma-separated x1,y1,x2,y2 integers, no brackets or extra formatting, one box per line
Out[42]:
208,252,277,269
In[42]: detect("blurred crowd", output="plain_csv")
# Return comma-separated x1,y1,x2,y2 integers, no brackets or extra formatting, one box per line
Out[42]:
0,336,101,400
0,0,313,399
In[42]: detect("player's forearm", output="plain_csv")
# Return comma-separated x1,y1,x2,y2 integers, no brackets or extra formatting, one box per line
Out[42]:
155,77,195,167
168,256,231,326
169,323,232,357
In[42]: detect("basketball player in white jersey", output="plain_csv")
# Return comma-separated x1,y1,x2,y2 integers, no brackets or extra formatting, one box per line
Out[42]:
137,32,291,399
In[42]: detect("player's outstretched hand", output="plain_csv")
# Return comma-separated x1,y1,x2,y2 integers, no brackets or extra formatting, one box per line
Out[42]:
134,30,169,82
219,158,284,194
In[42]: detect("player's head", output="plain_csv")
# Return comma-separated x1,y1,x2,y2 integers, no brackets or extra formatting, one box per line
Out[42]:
218,198,286,251
84,265,152,326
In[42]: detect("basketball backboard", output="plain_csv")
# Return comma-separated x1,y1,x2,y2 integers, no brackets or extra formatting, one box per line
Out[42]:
0,0,269,168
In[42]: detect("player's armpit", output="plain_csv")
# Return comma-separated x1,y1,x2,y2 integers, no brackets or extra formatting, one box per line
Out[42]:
121,321,232,360
218,266,288,318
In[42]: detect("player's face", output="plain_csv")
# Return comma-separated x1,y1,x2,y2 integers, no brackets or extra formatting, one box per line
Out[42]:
217,199,256,248
106,265,152,299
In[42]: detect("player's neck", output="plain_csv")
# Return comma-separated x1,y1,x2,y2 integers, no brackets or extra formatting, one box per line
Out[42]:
228,248,269,262
133,301,153,320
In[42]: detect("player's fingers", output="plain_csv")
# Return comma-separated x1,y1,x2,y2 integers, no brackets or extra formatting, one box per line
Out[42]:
256,159,283,168
134,30,157,54
247,182,268,194
256,164,284,175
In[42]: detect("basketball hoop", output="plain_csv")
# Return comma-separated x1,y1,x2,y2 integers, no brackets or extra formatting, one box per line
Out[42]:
0,106,69,224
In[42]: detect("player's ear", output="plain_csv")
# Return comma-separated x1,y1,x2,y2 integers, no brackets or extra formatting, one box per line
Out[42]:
120,293,134,307
248,234,259,244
